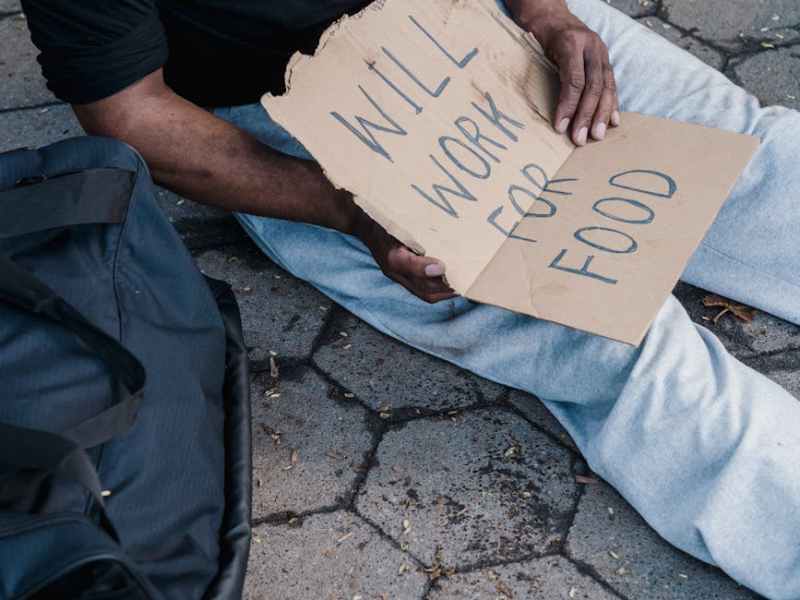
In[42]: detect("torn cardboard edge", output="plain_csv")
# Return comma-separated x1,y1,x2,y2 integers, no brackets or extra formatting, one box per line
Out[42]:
262,0,759,345
273,1,563,258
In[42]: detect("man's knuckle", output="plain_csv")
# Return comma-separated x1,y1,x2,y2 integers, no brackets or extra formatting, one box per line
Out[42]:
564,28,587,44
586,32,603,47
566,73,585,91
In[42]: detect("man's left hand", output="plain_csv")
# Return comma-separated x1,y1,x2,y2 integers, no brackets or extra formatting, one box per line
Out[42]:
508,0,620,146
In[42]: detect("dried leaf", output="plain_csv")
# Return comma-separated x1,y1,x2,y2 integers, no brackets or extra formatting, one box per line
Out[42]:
702,294,756,323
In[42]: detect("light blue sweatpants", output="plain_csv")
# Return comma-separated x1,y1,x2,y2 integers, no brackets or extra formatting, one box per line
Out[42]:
214,1,800,597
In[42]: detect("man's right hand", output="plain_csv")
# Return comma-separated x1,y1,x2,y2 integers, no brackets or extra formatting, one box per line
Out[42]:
350,208,456,304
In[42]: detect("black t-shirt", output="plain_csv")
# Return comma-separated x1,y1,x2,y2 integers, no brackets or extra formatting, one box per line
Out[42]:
21,0,371,107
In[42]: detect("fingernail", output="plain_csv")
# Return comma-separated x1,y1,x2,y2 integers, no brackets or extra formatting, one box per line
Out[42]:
425,263,445,277
611,110,621,127
556,118,570,134
575,127,588,146
593,122,607,140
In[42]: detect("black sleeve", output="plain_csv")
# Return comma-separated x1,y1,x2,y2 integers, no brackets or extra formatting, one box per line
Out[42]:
21,0,168,104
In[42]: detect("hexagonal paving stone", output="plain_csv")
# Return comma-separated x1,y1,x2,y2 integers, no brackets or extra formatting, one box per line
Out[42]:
663,0,800,51
356,409,578,568
639,17,724,70
566,481,761,599
0,15,54,110
429,556,616,600
314,312,505,415
250,369,375,519
246,511,427,600
604,0,656,18
734,48,800,111
0,105,81,153
507,390,576,451
195,245,333,359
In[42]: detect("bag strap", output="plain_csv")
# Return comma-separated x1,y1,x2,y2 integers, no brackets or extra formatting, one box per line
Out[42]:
0,169,145,539
0,256,145,448
0,168,134,239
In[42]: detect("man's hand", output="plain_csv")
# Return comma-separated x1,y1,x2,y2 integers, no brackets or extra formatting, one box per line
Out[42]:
352,209,456,304
507,0,620,146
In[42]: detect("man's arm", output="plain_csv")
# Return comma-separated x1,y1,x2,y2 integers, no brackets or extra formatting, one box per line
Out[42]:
505,0,620,145
74,69,455,303
75,69,357,233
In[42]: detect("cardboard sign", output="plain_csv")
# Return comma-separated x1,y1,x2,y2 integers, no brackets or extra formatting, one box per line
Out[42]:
263,0,759,345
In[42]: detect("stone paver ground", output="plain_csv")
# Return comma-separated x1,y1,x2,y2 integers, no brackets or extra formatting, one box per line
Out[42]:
2,1,799,598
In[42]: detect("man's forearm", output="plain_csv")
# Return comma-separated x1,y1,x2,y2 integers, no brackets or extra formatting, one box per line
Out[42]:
74,70,359,235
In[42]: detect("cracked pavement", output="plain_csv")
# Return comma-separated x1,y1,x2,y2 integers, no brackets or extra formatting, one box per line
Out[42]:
2,1,798,598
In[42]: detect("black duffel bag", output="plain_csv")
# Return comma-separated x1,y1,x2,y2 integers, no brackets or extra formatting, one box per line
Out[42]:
0,137,251,599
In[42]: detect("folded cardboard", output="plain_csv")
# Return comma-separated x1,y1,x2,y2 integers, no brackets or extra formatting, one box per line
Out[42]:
263,0,759,345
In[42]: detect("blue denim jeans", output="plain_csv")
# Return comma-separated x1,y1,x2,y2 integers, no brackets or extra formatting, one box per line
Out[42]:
214,1,800,597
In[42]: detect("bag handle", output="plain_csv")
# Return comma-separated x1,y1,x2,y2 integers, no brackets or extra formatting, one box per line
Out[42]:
0,168,145,538
0,168,134,239
0,255,146,447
